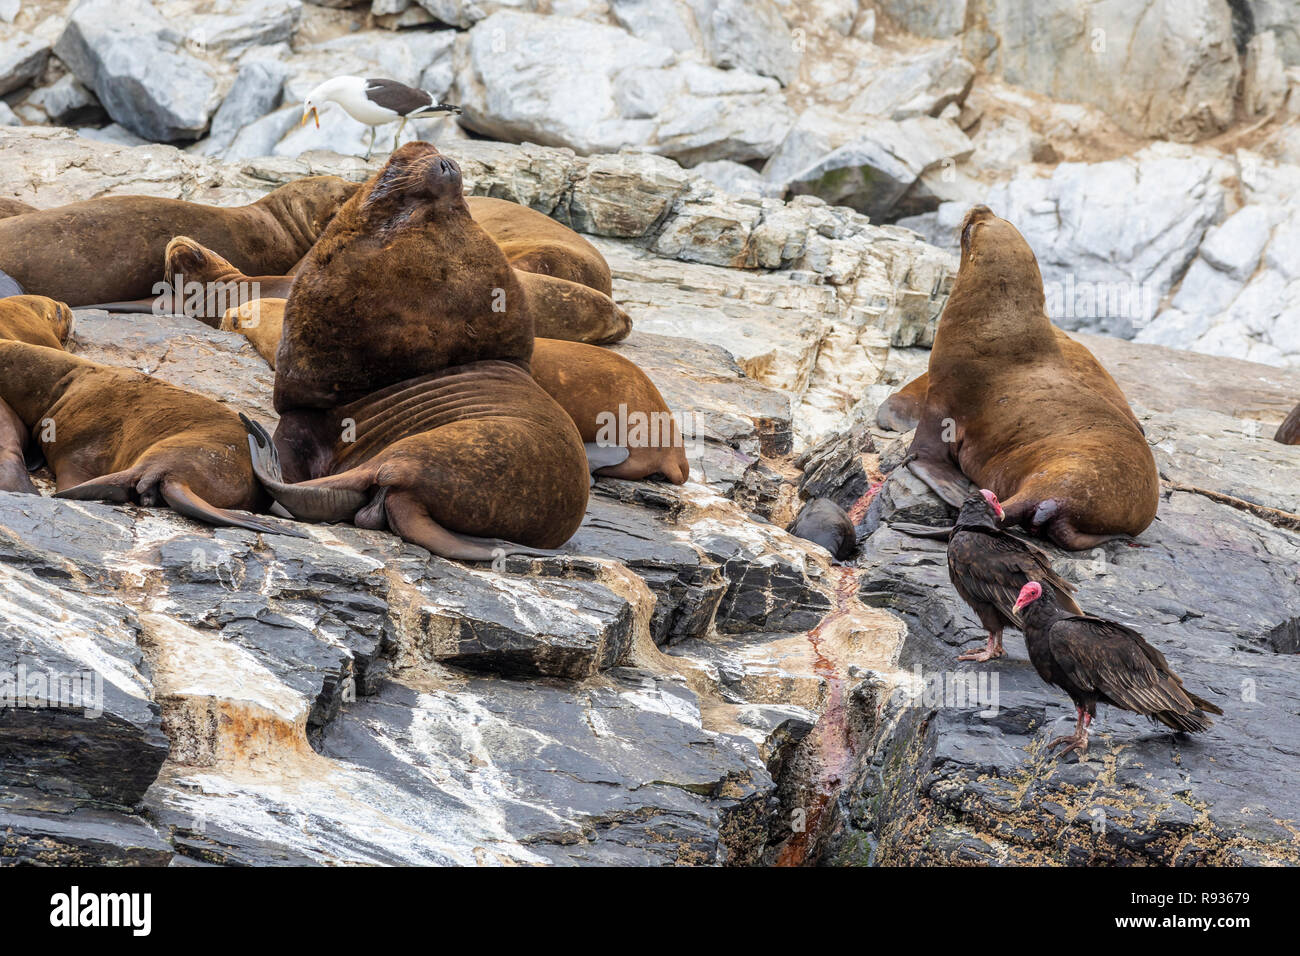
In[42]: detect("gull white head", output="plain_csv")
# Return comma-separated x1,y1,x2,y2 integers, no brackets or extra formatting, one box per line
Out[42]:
302,76,364,128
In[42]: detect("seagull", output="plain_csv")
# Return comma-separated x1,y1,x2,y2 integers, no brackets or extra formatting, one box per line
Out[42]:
301,76,462,160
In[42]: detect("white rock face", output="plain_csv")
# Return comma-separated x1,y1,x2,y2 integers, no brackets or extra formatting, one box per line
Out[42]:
901,144,1235,338
55,0,222,141
454,10,794,163
763,107,973,219
683,0,801,84
964,0,1241,142
0,29,50,98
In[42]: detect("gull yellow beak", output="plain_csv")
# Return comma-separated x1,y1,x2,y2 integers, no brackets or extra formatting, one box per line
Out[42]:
301,106,319,129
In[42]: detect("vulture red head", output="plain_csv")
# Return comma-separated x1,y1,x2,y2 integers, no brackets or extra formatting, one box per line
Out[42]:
1012,581,1043,613
980,488,1005,521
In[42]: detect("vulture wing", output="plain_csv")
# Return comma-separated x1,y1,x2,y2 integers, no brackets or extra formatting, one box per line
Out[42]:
949,528,1083,619
1047,616,1219,732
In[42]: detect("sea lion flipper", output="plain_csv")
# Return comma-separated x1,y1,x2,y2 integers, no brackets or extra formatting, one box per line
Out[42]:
384,491,559,563
54,478,132,503
161,480,308,538
241,413,286,482
907,456,974,508
584,442,632,474
888,522,955,540
0,458,38,495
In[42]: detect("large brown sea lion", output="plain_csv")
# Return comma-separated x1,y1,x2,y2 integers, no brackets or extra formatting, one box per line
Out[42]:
245,362,589,558
1277,402,1300,445
0,340,296,536
531,338,689,483
215,299,685,484
877,327,1144,436
250,142,590,559
109,214,631,344
0,295,75,348
466,196,612,295
0,199,36,221
903,205,1158,550
0,177,359,306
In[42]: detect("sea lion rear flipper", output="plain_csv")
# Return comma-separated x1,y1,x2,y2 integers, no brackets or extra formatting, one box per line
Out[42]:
241,413,285,481
584,442,631,474
384,492,561,563
161,480,307,538
54,479,132,503
81,299,166,315
0,457,38,495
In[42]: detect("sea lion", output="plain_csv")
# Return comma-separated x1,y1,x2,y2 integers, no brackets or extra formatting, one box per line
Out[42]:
253,142,590,559
1277,402,1300,445
0,177,359,306
0,295,74,348
275,144,534,411
245,362,589,559
0,340,296,536
0,199,36,221
904,205,1158,550
531,338,688,483
215,299,683,483
467,196,613,295
877,328,1144,435
789,498,856,560
111,222,631,343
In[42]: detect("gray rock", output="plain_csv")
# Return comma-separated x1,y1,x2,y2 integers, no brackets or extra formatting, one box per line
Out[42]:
0,0,19,25
1243,30,1289,117
964,0,1241,142
875,0,968,38
18,74,102,126
187,0,303,56
0,102,18,126
55,0,222,142
204,61,289,153
609,0,699,53
763,107,974,220
684,0,801,84
1197,203,1279,281
456,11,794,164
0,29,49,98
692,159,784,198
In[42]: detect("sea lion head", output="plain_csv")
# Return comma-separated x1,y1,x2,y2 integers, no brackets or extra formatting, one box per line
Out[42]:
951,204,1046,314
356,142,467,229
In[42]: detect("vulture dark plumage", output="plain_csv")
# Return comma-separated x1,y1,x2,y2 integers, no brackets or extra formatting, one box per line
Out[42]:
946,489,1082,662
1012,581,1223,758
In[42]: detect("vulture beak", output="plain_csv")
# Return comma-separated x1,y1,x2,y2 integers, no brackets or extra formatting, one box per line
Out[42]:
302,106,320,129
1012,583,1040,613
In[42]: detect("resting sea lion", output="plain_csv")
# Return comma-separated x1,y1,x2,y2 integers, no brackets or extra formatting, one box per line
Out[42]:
904,205,1158,550
251,142,589,559
107,217,631,343
0,199,36,221
789,498,856,561
0,295,74,348
0,340,296,537
245,362,589,559
466,196,613,295
0,177,358,306
531,338,689,483
216,299,683,483
1277,402,1300,445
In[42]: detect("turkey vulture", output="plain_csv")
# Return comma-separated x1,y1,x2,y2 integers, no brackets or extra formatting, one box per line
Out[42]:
947,489,1081,662
1012,581,1223,758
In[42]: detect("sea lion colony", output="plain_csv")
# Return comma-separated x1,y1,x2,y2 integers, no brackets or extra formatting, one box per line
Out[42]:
0,145,1281,755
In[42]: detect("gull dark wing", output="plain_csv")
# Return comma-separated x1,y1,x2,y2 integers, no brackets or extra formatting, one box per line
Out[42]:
1046,615,1221,732
364,78,434,115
